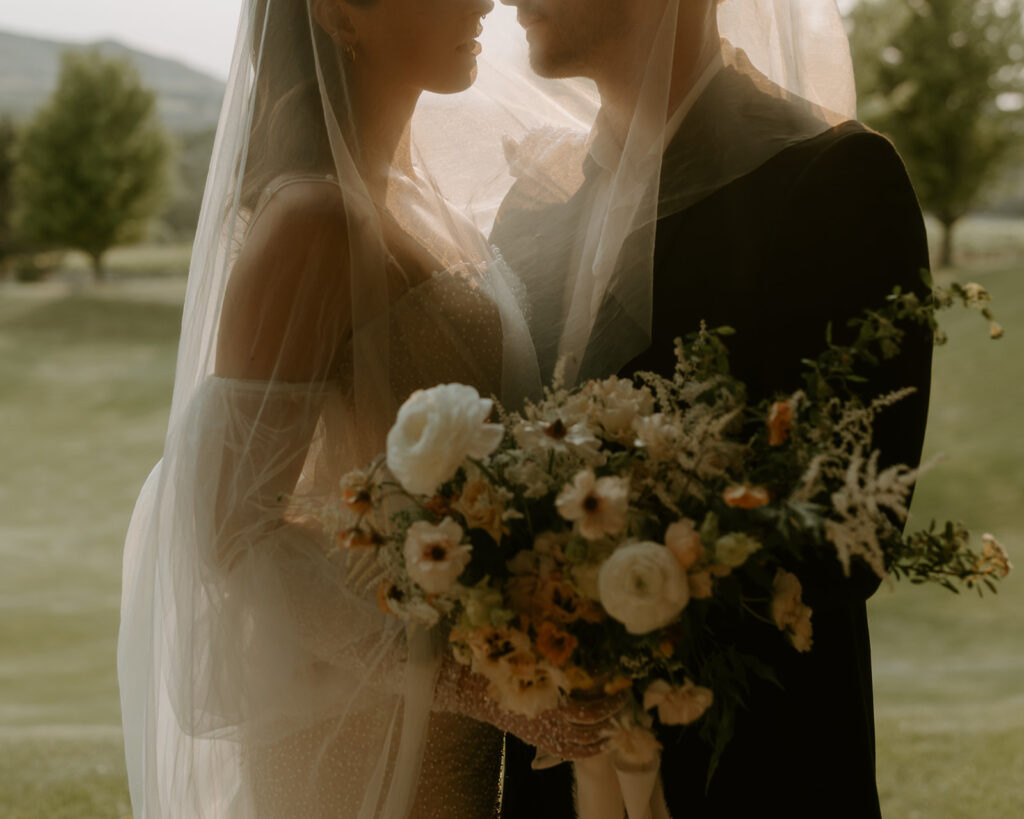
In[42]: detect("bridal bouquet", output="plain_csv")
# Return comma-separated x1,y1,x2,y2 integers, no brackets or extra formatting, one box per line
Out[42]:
311,278,1010,776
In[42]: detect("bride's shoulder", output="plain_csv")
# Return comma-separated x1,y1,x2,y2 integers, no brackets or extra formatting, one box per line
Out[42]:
218,175,353,380
248,174,349,242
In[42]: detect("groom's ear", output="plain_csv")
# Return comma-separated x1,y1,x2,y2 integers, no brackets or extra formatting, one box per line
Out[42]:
312,0,359,47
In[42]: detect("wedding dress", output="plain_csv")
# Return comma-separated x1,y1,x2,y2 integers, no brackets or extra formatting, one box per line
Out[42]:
120,174,538,817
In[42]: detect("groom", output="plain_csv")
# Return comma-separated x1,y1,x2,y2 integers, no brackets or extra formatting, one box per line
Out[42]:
491,0,932,817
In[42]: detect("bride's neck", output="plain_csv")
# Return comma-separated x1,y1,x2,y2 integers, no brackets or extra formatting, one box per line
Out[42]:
346,74,421,197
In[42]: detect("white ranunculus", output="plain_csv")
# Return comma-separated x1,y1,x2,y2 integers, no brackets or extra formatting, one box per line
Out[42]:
598,541,689,635
386,384,504,496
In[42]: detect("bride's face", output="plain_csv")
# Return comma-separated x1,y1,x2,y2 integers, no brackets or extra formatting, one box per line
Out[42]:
343,0,495,94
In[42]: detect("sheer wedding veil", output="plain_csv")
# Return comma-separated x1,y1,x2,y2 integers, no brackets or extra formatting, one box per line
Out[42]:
117,0,855,816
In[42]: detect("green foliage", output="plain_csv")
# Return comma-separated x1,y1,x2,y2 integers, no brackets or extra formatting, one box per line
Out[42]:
848,0,1024,266
12,49,170,278
0,117,15,269
158,127,216,239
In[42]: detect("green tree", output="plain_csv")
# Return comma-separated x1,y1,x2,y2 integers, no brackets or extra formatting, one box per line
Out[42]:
14,50,170,279
848,0,1024,267
0,117,16,271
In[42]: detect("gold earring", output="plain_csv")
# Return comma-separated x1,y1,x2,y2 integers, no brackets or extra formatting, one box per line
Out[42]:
343,42,357,62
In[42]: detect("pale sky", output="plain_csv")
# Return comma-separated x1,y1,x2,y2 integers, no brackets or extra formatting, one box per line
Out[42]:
0,0,245,79
0,0,862,82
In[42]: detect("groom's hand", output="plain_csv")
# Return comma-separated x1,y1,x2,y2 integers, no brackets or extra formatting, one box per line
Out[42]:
435,657,625,760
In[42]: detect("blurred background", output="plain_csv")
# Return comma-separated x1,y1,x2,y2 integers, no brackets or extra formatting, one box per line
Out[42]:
0,0,1021,816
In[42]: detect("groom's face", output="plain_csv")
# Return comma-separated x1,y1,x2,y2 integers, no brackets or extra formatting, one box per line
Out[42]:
499,0,634,79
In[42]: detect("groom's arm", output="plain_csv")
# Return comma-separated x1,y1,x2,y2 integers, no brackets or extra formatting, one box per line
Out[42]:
770,127,933,609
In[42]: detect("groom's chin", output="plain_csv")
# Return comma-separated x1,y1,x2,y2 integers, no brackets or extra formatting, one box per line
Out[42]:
526,46,576,80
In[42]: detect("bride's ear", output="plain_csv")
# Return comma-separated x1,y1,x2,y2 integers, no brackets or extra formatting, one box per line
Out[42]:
312,0,359,50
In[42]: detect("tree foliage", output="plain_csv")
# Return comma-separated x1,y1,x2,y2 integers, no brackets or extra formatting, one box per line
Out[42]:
13,50,170,278
848,0,1024,267
0,117,16,270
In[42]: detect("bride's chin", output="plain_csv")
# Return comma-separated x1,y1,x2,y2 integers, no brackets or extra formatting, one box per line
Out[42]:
428,64,479,95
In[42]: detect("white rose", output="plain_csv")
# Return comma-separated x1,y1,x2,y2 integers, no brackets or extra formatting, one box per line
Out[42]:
403,518,471,595
387,384,504,496
598,541,689,635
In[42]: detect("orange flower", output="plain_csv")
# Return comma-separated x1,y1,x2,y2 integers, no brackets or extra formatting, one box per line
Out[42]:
535,621,579,667
722,484,771,509
766,400,794,446
565,665,597,691
604,675,633,695
377,580,402,615
337,526,384,550
424,492,457,517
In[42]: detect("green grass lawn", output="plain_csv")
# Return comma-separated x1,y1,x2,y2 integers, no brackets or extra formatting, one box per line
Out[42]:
0,226,1021,816
0,278,181,817
868,259,1024,818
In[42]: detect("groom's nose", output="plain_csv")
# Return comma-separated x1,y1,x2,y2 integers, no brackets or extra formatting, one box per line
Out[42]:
499,0,519,6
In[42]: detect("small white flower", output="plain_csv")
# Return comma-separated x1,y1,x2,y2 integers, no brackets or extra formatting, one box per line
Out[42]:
598,541,689,634
713,532,762,568
387,384,504,496
556,470,630,541
513,416,604,464
403,518,471,594
643,678,714,726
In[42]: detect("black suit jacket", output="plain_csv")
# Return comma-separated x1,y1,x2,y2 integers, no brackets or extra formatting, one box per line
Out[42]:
492,67,931,819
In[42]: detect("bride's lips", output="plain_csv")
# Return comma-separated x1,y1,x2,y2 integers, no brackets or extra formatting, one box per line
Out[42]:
456,22,484,56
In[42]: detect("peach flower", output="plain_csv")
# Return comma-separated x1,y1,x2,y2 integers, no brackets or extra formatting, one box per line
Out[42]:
722,484,771,509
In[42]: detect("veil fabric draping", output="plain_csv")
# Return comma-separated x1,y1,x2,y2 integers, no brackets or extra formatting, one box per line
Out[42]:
118,1,856,816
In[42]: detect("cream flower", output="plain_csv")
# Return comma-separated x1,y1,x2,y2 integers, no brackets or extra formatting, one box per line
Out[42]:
403,518,470,594
585,376,655,442
386,384,504,496
603,714,662,771
598,541,689,634
978,533,1012,579
488,657,567,718
453,476,508,543
771,569,814,653
513,414,604,463
556,470,630,541
713,532,762,568
664,518,704,570
643,678,714,726
633,412,681,462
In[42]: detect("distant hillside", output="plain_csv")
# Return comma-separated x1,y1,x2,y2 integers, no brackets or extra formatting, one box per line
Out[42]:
0,29,225,132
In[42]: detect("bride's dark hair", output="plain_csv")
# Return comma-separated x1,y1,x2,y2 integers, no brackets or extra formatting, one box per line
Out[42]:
241,0,375,209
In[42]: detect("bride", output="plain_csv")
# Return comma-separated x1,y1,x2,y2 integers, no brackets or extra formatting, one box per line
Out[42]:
117,0,618,816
